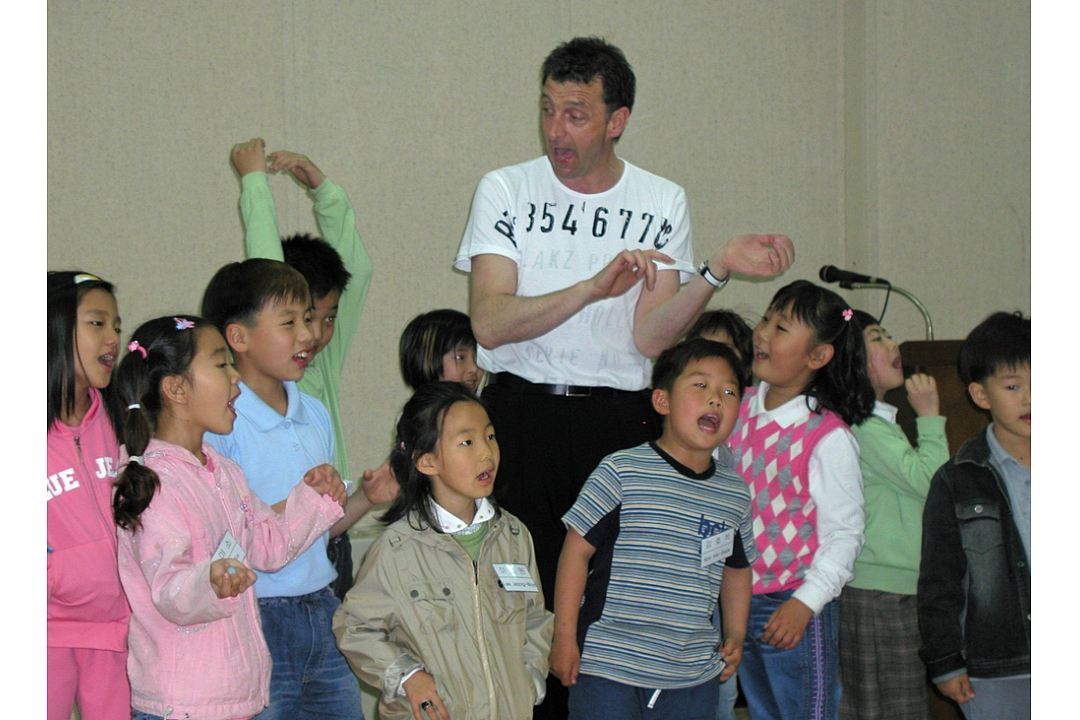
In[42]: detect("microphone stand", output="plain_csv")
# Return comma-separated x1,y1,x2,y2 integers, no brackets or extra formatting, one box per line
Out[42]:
845,282,935,340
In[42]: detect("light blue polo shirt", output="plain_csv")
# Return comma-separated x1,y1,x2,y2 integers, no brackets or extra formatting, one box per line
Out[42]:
206,380,337,598
986,424,1031,565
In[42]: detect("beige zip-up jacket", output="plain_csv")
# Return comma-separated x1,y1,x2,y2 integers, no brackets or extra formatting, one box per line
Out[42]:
333,510,553,720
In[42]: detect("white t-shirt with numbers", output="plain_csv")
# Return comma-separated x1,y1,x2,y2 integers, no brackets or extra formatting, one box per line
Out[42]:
455,156,696,390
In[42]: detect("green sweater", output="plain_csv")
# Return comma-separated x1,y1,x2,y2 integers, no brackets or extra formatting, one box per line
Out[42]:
241,172,373,483
849,403,948,595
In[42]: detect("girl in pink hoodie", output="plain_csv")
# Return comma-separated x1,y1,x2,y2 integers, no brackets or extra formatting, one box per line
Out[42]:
47,271,130,720
110,315,347,720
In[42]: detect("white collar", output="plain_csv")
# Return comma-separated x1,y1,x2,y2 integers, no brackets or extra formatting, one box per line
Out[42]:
871,399,898,423
751,382,819,428
429,497,496,535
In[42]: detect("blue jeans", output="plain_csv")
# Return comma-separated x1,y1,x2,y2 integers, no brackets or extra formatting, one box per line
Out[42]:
740,590,841,720
253,588,363,720
960,676,1031,720
711,602,739,720
715,671,739,720
569,673,720,720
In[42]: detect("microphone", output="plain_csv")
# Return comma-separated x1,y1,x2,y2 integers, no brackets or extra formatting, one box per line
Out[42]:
818,265,890,287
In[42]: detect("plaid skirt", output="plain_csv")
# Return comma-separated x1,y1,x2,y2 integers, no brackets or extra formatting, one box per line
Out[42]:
839,586,930,720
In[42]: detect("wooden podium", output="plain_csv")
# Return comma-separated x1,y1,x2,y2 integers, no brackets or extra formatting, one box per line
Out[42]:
882,339,990,720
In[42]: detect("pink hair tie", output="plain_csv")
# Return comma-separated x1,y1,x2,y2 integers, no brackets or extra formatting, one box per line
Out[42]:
128,340,148,359
842,308,853,322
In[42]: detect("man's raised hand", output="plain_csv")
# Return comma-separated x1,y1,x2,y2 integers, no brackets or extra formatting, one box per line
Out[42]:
714,234,795,279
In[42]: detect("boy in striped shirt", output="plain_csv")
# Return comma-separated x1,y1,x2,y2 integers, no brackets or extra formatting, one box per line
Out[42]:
551,338,756,720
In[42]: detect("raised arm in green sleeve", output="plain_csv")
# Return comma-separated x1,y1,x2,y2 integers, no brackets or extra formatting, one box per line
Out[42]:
240,171,285,262
308,178,373,377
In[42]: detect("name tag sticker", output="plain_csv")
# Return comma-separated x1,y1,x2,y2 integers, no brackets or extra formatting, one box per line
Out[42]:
701,528,734,568
212,530,246,563
493,563,539,592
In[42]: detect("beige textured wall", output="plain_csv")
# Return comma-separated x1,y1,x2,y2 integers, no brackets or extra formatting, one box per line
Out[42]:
48,1,1029,482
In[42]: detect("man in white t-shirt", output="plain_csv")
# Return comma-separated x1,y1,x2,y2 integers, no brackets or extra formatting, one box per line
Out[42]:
454,37,794,719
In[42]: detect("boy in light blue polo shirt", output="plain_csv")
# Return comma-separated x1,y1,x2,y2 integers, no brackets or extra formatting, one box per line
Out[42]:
203,259,363,720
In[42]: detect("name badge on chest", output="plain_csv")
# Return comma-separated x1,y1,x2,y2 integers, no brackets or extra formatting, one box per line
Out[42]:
493,563,539,592
700,528,734,568
212,530,246,563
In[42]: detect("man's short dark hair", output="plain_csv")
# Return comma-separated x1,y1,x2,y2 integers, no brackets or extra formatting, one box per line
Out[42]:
651,338,746,399
541,36,636,115
201,258,310,334
958,311,1030,386
281,233,352,301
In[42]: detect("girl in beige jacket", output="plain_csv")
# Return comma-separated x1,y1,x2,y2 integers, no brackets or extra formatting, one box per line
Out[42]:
334,383,552,720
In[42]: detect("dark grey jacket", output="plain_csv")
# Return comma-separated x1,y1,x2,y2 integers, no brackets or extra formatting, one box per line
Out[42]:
917,431,1030,680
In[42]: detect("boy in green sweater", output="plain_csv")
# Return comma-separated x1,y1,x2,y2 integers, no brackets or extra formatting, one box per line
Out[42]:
838,310,949,720
230,138,397,600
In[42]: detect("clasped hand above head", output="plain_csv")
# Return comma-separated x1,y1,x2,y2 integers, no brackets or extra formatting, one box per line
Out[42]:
229,137,326,190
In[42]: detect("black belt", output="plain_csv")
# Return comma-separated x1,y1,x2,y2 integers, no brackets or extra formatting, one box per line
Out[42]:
487,372,643,398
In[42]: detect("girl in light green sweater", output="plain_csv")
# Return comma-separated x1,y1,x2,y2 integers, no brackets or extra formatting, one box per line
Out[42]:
838,311,949,720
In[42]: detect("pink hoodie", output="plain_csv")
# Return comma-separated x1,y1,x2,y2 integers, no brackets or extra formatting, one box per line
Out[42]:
118,439,344,720
47,387,130,650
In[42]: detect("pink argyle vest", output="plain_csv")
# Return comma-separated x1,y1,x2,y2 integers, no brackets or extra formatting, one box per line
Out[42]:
727,387,847,594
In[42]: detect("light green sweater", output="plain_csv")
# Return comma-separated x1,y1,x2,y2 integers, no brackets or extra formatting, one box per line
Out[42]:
241,171,373,484
849,403,948,595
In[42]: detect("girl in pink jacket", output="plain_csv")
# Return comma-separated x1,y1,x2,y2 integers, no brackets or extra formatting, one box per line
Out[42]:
110,315,347,720
47,271,130,720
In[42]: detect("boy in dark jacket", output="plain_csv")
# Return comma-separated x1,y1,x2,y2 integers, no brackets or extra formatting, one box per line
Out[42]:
917,311,1030,720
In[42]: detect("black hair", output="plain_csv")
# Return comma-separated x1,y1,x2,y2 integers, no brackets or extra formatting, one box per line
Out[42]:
958,311,1030,386
281,233,352,301
651,338,747,401
381,382,500,531
399,309,478,391
764,280,875,426
850,309,879,331
684,310,755,387
111,315,211,531
201,258,310,336
48,271,117,431
541,36,636,118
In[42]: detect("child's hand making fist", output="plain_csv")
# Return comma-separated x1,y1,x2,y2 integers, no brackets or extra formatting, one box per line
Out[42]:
303,463,348,506
761,597,814,650
905,372,940,417
210,558,257,599
230,137,268,177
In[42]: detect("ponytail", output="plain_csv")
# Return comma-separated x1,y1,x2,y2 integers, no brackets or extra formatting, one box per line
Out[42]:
767,280,875,427
111,315,206,531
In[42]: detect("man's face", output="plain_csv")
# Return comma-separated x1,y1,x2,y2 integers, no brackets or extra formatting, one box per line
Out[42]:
540,78,626,192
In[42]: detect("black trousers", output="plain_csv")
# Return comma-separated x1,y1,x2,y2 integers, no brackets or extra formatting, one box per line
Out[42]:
481,379,661,720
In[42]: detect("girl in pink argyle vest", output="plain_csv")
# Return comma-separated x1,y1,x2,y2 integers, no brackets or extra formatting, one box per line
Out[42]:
726,280,875,720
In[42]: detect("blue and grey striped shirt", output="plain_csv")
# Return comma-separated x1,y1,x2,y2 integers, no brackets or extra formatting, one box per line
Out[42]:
563,442,756,688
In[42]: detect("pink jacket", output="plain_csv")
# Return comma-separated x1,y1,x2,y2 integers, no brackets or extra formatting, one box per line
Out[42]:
47,388,130,650
118,439,344,720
